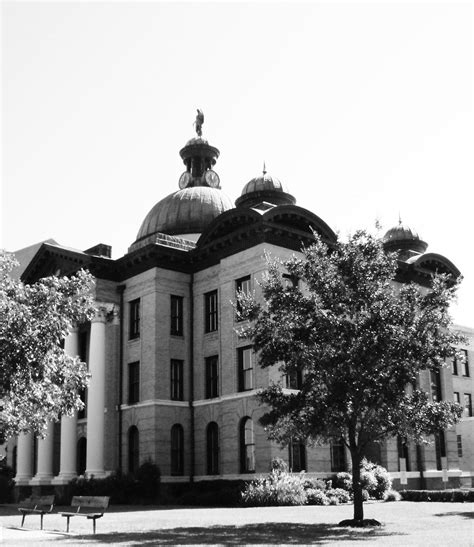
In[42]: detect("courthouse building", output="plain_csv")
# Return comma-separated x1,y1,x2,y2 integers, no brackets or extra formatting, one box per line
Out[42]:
5,124,474,491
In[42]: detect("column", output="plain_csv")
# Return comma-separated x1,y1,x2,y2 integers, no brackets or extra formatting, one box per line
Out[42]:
53,328,79,484
85,308,107,477
14,432,34,485
31,422,54,484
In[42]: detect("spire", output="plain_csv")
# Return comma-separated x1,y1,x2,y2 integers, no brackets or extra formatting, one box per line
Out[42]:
263,161,267,175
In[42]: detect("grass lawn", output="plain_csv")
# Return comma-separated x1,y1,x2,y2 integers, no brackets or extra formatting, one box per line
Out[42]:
0,501,472,545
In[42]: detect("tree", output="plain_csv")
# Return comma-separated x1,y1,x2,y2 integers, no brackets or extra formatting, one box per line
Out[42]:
237,231,464,526
0,250,96,439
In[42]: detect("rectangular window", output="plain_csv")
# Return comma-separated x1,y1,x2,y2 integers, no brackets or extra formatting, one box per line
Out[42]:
235,275,251,321
464,393,472,417
129,299,140,340
461,349,470,377
128,362,140,404
434,431,446,470
205,356,219,398
330,439,346,472
289,441,306,472
170,295,184,336
170,360,184,401
238,346,254,391
457,435,463,458
430,368,442,402
286,369,303,390
453,391,460,404
205,290,218,333
451,355,458,375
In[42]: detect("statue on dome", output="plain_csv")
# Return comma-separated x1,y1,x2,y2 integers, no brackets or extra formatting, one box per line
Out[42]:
194,109,204,137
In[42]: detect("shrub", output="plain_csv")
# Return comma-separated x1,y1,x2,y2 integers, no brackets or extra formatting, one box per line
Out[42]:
384,489,401,502
400,489,474,503
326,487,351,504
242,470,307,506
302,477,327,491
0,465,14,503
334,472,352,493
270,457,288,474
306,488,329,505
135,460,161,503
362,459,392,500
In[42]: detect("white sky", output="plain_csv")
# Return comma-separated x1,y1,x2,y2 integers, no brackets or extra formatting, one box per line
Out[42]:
2,1,473,326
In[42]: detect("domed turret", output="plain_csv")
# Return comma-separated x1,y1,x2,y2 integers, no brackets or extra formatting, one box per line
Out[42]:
382,220,428,255
235,165,296,208
130,111,233,251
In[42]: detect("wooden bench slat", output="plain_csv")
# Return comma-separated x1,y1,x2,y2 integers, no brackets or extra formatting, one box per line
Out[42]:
61,496,110,534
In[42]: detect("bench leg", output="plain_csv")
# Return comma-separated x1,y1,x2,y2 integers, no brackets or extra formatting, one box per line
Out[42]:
21,513,26,527
40,514,44,530
66,516,70,533
93,517,96,534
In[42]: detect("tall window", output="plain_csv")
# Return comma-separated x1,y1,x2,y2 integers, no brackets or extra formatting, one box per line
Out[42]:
451,355,458,375
464,393,472,417
453,391,460,404
205,290,218,333
235,275,251,320
289,441,306,472
286,369,303,390
205,356,219,398
170,295,184,336
171,424,184,476
206,422,219,475
77,438,87,476
170,360,184,401
457,435,463,458
238,346,254,392
128,426,139,475
129,299,140,339
434,431,446,471
240,418,256,473
397,436,410,471
128,362,140,404
330,439,346,472
461,349,470,377
430,368,442,401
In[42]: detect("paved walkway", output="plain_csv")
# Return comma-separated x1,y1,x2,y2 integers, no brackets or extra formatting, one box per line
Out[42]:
0,501,472,545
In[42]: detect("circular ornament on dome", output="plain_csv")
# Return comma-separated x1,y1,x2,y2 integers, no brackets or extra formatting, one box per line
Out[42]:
204,169,220,188
178,171,192,189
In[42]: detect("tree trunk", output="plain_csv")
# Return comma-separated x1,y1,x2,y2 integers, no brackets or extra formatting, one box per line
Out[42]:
350,449,364,521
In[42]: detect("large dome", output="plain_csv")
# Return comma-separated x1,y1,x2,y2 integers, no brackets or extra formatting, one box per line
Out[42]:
133,186,234,245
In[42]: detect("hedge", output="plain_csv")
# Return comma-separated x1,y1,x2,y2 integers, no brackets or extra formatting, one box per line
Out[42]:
399,489,474,502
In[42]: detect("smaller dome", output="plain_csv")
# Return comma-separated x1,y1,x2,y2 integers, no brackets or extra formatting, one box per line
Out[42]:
241,172,288,196
235,169,296,209
383,222,428,254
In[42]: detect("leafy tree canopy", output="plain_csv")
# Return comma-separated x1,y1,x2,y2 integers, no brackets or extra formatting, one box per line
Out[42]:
0,250,96,439
237,230,464,523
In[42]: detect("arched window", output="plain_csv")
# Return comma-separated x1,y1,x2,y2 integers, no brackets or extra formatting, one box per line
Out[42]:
206,422,219,475
171,424,184,476
240,417,255,473
77,437,87,476
128,426,139,475
289,440,306,472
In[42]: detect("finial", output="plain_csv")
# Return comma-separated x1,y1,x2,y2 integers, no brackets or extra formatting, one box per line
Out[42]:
194,109,204,137
398,212,402,226
262,161,267,175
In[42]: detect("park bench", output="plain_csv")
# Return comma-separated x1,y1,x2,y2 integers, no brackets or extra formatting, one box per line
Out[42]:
60,495,110,534
18,495,55,530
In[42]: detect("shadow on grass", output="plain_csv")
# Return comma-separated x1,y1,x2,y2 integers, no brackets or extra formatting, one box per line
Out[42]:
52,522,403,545
433,511,474,520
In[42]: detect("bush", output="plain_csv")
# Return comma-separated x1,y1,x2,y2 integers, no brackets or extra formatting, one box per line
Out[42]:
302,477,327,491
326,487,351,504
0,465,14,503
270,457,288,474
333,472,352,493
242,470,307,506
362,459,392,500
135,460,161,503
306,488,329,505
384,489,401,502
400,489,474,503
